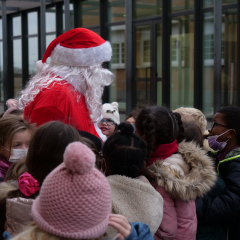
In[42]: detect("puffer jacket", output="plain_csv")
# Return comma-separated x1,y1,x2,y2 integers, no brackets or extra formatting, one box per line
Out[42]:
5,197,34,237
148,141,217,240
107,175,163,237
196,147,240,240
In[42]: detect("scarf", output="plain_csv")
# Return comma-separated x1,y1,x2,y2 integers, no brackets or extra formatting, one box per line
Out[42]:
147,139,178,166
0,154,11,180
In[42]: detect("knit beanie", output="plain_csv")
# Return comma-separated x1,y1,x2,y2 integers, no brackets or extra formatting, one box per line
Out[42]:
102,102,120,124
32,142,112,239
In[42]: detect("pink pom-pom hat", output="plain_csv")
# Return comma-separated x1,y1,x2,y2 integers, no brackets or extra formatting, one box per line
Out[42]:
32,142,112,239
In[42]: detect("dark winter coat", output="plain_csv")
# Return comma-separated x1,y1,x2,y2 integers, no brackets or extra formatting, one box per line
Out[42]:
196,147,240,240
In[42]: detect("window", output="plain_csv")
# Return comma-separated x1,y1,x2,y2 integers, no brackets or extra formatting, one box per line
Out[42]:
171,38,178,61
203,34,225,65
108,25,126,111
28,11,38,76
112,42,125,64
143,40,150,63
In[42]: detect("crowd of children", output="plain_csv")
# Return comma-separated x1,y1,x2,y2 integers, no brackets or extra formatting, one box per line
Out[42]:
0,100,240,240
0,27,240,240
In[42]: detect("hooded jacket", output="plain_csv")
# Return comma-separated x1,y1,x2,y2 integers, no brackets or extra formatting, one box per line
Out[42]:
5,197,34,237
196,147,240,240
107,175,163,237
148,141,217,240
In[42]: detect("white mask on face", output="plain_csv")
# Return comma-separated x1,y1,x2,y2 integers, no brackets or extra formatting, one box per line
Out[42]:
9,149,28,162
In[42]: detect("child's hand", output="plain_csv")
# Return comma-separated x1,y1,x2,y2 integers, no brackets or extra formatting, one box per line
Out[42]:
108,214,132,239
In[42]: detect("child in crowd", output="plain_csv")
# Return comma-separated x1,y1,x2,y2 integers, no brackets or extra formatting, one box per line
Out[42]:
0,121,96,239
98,102,120,138
0,116,33,182
125,109,139,124
102,123,163,236
182,121,227,239
196,106,240,240
125,103,148,125
135,106,217,240
173,107,211,151
11,142,155,240
183,122,204,148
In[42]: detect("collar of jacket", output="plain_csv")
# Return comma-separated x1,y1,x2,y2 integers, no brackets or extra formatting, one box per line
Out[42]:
217,146,240,175
148,139,178,167
148,140,217,201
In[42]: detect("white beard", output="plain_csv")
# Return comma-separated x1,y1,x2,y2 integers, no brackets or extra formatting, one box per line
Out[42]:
18,63,114,123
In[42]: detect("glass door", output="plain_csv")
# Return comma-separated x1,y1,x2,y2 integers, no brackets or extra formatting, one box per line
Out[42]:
133,20,162,107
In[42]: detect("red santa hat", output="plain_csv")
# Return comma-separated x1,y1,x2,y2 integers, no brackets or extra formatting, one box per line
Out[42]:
38,28,112,67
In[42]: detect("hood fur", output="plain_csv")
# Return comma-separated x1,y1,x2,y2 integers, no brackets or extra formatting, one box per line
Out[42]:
107,175,163,235
148,141,217,201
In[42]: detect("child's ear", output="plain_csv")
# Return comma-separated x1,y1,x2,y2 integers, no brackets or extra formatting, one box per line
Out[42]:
228,129,237,139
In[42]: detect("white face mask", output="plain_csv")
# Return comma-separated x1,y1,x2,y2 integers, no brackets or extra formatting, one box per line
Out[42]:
9,149,28,162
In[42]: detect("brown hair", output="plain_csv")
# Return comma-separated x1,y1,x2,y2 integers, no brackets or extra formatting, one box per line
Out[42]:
0,115,34,152
5,158,27,183
135,106,184,161
25,121,93,187
183,122,204,148
125,103,149,122
0,109,24,119
125,109,139,122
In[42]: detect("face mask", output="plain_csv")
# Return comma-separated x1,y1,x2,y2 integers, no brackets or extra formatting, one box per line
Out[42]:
208,129,231,151
9,149,28,162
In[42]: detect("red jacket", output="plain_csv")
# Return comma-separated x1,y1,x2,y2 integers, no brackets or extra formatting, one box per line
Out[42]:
24,81,100,138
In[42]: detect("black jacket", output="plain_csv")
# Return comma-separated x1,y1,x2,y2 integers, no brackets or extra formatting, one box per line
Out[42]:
196,148,240,240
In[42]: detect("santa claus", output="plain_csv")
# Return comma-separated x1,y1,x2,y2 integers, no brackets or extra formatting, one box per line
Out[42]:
18,28,114,139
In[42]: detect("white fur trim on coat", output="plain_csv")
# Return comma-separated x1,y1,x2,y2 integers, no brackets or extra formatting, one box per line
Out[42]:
50,41,112,67
107,175,163,236
148,140,217,201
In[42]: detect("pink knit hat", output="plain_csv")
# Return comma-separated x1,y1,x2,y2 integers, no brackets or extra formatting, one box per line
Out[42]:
32,142,112,239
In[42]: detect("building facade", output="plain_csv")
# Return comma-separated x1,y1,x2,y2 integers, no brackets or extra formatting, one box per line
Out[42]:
0,0,239,119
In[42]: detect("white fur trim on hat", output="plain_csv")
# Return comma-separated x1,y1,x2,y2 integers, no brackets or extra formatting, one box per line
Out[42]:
50,41,112,67
36,60,45,71
102,102,120,125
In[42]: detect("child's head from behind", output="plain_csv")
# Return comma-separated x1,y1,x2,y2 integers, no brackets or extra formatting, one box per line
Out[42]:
173,107,207,135
183,122,203,147
135,106,184,158
30,142,111,240
102,123,147,177
25,121,87,186
102,123,157,186
0,115,33,161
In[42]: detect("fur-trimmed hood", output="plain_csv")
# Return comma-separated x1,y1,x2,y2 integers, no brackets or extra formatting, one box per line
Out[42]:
148,141,217,201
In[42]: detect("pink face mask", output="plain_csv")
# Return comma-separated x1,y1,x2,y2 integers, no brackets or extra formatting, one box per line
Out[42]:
208,129,231,151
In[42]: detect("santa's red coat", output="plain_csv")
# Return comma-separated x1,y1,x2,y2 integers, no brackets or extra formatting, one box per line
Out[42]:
24,80,100,138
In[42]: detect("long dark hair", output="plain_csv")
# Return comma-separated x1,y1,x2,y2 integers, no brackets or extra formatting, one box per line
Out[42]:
103,123,157,188
135,106,184,161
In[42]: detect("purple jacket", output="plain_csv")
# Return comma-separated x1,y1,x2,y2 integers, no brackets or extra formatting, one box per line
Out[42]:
0,155,11,181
